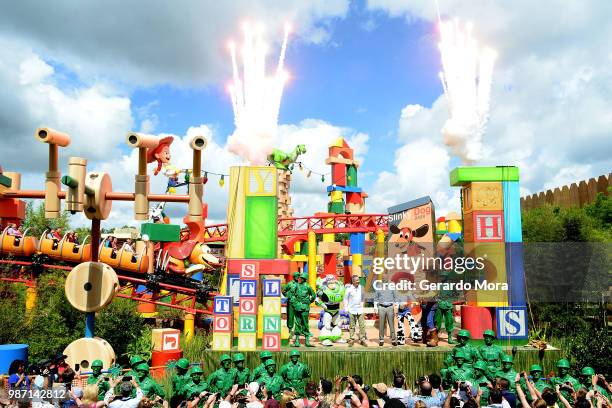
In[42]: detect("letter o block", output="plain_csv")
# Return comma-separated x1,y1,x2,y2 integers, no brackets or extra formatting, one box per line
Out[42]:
214,315,232,332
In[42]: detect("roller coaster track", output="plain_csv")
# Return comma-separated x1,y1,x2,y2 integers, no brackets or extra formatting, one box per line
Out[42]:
0,259,215,315
201,213,389,242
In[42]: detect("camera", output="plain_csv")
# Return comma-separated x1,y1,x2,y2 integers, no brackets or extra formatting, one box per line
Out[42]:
122,376,132,382
344,391,354,399
459,382,468,391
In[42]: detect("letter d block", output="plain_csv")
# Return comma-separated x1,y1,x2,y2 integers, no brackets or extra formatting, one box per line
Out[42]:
238,315,257,333
237,333,257,351
212,332,232,351
262,333,281,351
262,297,281,315
263,315,281,333
214,315,232,333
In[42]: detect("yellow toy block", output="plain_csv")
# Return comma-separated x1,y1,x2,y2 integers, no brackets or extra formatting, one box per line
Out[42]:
237,333,257,351
212,332,232,351
263,297,281,315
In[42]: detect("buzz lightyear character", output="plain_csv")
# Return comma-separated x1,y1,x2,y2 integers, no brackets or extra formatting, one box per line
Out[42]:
315,275,347,346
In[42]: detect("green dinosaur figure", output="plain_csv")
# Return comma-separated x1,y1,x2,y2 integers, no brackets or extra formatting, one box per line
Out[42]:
267,144,307,171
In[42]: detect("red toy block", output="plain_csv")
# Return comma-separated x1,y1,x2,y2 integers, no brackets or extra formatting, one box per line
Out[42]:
227,259,290,275
331,164,347,186
214,315,232,332
0,199,26,220
239,297,257,314
262,333,281,351
329,146,353,160
464,210,505,242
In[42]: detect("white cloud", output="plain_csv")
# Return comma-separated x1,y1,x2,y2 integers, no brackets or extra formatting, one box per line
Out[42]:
367,0,612,212
0,39,133,173
0,1,350,88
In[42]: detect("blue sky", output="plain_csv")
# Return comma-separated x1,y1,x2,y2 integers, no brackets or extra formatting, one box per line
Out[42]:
1,0,611,226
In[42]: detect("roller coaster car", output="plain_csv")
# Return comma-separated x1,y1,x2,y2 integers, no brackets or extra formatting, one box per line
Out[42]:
38,230,91,262
98,239,149,273
162,240,221,274
0,227,38,257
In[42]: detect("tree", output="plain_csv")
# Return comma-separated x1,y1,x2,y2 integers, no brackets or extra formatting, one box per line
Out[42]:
21,201,71,238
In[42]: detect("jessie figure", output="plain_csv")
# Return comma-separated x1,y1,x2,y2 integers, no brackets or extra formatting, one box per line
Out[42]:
147,136,189,193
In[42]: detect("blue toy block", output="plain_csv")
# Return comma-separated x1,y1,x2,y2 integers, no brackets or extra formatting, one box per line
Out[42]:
502,181,523,243
239,280,258,297
262,279,281,297
326,185,362,193
349,232,365,253
506,242,527,306
214,296,233,314
496,306,528,340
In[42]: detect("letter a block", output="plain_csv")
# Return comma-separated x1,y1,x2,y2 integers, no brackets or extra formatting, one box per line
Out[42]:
262,333,281,351
263,315,281,333
212,332,232,351
239,298,257,314
237,333,257,351
214,315,232,333
238,315,257,333
262,297,281,315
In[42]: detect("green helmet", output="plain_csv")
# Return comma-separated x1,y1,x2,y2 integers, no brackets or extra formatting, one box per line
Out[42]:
176,358,190,370
264,359,276,368
501,355,514,364
91,360,103,368
473,361,488,371
233,353,245,363
220,354,231,363
483,329,495,338
300,272,309,280
530,364,543,373
135,362,149,372
557,359,570,369
457,329,471,339
130,355,145,367
293,272,300,279
454,350,467,359
290,350,300,357
260,351,273,360
581,367,595,376
190,366,204,375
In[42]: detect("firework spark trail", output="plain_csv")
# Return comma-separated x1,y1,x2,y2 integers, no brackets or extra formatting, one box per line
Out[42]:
438,19,496,164
227,22,290,165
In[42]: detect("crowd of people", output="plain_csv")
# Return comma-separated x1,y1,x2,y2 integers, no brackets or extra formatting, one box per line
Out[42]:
3,347,610,408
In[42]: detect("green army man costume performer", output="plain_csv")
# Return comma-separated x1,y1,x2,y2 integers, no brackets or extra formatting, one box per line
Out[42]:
87,360,110,401
444,329,478,368
497,355,519,392
207,354,235,397
435,299,455,344
444,350,474,385
579,367,610,400
470,361,491,403
282,272,301,336
478,330,504,374
251,351,273,383
184,365,209,401
279,350,312,397
135,363,165,400
291,272,316,347
231,353,250,385
259,359,284,399
171,358,191,407
121,355,145,397
551,359,580,405
528,365,551,394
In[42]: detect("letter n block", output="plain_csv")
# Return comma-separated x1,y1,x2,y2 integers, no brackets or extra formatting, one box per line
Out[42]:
263,315,281,333
262,333,281,351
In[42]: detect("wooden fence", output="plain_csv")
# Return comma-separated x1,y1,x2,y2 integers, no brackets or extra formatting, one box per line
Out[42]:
521,173,611,211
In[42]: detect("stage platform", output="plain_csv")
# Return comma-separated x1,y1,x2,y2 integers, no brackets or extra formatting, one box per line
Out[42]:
192,345,562,386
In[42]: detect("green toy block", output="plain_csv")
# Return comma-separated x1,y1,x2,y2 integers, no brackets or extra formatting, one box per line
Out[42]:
140,223,180,242
0,174,12,188
450,166,519,186
263,315,281,333
238,315,257,333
